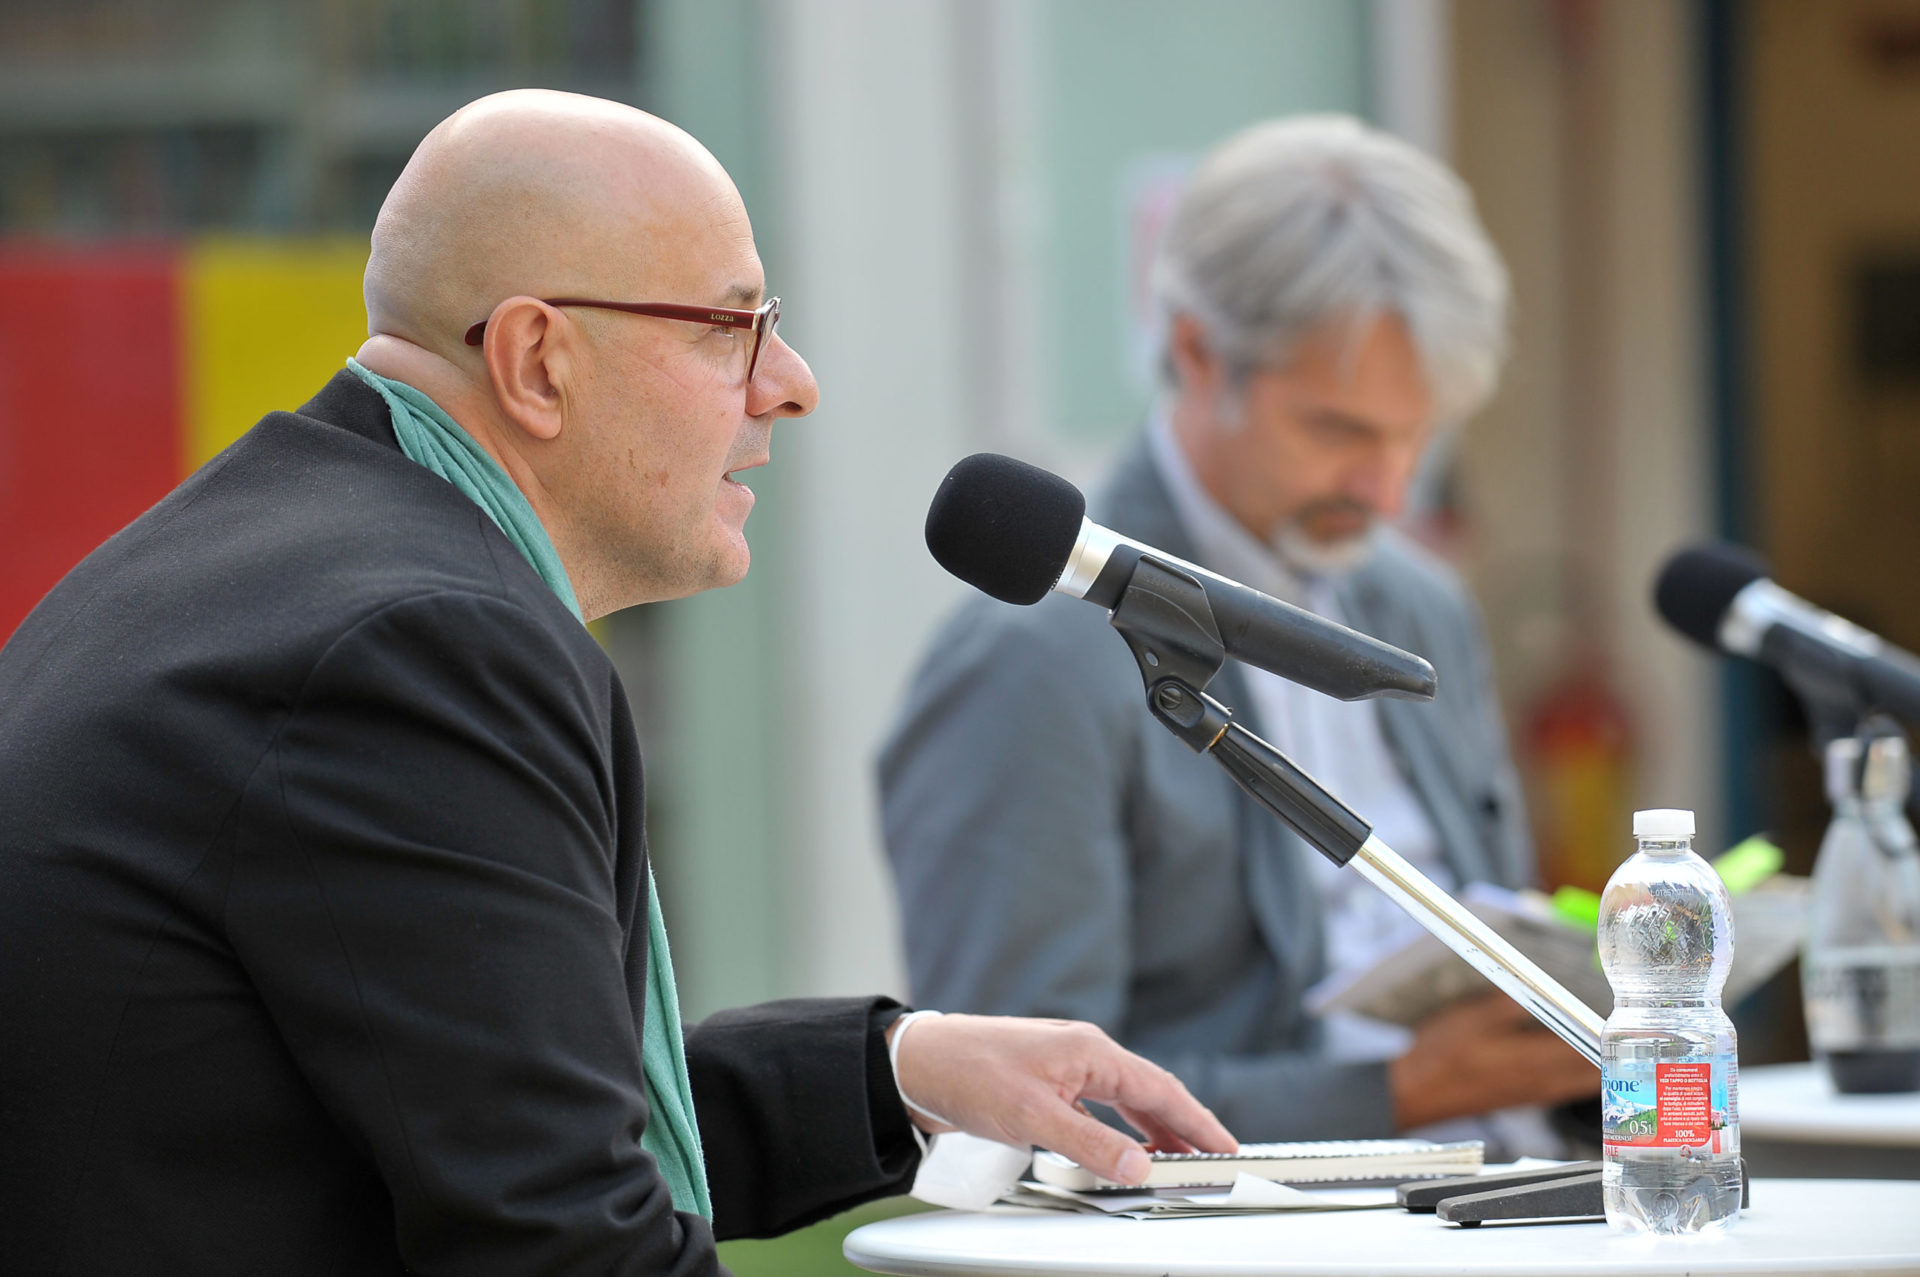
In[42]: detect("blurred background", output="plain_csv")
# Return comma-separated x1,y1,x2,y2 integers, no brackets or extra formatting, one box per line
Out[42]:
5,0,1920,1075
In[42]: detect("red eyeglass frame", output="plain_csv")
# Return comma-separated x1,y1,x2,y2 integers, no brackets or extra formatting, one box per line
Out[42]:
464,296,782,381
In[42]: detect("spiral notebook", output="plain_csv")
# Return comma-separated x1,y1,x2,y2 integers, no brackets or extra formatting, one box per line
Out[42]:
1030,1138,1484,1192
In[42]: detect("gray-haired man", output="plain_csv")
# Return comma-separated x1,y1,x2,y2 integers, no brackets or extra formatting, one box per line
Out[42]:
881,116,1598,1148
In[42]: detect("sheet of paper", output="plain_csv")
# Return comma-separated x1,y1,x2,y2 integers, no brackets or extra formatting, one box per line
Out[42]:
1220,1173,1397,1210
1008,1174,1399,1217
999,1159,1576,1220
1009,1183,1163,1214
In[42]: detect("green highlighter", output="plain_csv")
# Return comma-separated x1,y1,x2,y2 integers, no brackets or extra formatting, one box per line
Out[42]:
1550,834,1785,930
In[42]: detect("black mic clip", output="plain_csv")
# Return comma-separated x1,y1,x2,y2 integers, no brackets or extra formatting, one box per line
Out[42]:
1108,555,1373,866
1761,626,1915,761
1109,555,1234,752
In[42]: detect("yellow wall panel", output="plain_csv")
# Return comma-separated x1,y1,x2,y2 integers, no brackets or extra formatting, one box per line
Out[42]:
183,239,370,470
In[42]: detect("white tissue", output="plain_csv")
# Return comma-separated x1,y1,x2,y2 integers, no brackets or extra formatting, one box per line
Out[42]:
909,1132,1033,1211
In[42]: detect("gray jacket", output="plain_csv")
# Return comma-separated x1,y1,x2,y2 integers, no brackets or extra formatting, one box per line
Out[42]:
879,436,1532,1140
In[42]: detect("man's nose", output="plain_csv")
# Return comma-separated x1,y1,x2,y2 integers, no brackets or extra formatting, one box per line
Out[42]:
1344,445,1419,517
749,334,819,420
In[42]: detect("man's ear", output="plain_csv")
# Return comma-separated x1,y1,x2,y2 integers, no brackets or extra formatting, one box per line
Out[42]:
480,297,569,442
1168,313,1226,405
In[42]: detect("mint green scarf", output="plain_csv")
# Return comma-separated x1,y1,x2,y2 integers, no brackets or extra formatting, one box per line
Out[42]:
346,359,712,1220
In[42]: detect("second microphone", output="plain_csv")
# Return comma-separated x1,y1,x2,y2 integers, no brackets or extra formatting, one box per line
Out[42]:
924,452,1439,704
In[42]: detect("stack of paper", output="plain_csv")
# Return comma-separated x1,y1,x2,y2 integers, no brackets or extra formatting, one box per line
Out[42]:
1002,1139,1487,1218
1002,1173,1402,1219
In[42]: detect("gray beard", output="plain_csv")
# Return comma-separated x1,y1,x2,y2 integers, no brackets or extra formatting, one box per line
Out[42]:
1270,520,1378,579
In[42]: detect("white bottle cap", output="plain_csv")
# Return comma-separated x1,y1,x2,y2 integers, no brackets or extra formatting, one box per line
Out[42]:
1633,808,1695,839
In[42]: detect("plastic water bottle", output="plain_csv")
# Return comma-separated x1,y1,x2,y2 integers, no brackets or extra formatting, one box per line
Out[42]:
1803,728,1920,1094
1599,808,1741,1235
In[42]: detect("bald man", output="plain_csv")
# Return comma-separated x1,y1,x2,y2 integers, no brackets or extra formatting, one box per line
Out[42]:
0,91,1232,1277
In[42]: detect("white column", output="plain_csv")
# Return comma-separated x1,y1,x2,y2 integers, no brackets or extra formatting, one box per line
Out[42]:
763,0,982,998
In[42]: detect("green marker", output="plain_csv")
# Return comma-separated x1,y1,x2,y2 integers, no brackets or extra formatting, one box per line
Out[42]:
1712,835,1784,895
1551,885,1601,929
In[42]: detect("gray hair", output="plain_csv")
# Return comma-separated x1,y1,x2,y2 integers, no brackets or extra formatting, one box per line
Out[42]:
1153,114,1509,425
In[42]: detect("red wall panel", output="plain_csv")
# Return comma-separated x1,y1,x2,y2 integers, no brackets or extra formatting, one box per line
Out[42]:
0,245,182,641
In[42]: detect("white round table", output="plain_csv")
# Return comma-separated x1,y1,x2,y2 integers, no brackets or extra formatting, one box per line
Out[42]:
1740,1062,1920,1178
843,1179,1920,1276
1741,1062,1920,1145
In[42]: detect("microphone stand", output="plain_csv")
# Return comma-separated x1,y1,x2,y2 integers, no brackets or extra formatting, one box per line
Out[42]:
1762,631,1920,830
1107,555,1605,1068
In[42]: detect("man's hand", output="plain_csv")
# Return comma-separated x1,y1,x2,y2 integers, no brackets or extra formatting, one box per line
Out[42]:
887,1013,1237,1185
1388,990,1599,1131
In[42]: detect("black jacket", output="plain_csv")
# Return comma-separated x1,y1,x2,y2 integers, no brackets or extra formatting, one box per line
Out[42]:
0,370,917,1275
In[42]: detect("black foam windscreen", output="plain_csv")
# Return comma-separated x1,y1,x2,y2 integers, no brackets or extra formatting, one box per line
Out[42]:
925,453,1087,605
1654,542,1770,649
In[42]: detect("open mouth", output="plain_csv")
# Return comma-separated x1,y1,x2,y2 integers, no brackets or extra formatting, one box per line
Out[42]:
724,457,768,487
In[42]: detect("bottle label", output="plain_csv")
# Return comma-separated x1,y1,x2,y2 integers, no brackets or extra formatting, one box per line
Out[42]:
1602,1058,1736,1152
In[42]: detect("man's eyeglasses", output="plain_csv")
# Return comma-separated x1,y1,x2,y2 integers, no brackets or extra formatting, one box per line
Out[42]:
464,296,783,383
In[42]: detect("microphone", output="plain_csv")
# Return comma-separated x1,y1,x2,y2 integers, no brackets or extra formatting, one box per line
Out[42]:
925,454,1609,1061
924,453,1438,702
1654,542,1920,725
